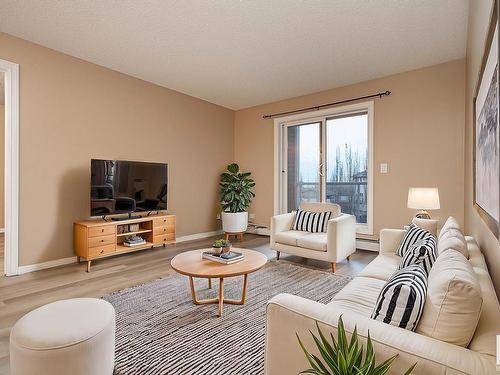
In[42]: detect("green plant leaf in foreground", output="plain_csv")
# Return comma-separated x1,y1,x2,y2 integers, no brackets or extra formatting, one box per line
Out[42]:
296,317,417,375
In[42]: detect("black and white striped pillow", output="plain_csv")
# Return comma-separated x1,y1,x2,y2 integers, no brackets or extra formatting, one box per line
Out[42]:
371,264,428,331
397,236,437,276
292,209,332,233
396,224,434,257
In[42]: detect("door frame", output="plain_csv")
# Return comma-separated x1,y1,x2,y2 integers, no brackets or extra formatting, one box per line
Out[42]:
0,58,20,276
273,101,374,235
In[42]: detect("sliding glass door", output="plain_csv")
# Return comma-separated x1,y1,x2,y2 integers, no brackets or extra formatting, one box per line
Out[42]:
325,113,368,225
279,103,372,234
284,122,321,211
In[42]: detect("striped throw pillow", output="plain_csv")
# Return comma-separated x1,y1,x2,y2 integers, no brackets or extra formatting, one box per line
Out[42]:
397,236,437,276
396,224,434,257
371,264,428,331
292,209,332,233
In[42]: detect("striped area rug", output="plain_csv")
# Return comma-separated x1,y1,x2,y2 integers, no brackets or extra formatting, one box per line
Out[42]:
103,260,352,375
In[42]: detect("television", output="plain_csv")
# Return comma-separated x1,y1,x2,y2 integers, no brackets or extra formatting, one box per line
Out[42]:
91,159,168,217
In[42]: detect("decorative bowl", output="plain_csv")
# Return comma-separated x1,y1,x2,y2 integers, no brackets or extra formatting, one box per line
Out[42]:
212,247,223,255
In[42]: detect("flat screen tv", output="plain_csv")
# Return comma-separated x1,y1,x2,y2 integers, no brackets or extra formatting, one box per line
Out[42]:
91,159,168,217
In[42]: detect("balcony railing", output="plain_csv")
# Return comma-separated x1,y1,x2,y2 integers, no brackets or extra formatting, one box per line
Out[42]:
289,181,368,224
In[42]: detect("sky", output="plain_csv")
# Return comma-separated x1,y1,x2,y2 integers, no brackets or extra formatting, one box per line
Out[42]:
295,114,368,182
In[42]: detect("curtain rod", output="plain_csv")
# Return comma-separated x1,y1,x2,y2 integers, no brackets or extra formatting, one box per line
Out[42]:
262,90,391,119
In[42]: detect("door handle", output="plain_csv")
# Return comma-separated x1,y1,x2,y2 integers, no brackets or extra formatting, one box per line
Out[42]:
319,163,324,177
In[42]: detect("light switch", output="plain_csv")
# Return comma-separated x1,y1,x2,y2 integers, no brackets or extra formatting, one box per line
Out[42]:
380,163,388,173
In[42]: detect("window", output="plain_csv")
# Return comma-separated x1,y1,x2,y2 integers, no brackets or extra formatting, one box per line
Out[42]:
275,102,373,234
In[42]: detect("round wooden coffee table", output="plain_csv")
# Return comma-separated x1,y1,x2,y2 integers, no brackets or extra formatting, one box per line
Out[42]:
171,248,267,317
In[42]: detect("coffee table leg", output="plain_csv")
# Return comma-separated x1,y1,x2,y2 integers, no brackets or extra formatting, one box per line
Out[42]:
189,276,218,305
208,278,212,289
225,274,249,305
218,278,224,317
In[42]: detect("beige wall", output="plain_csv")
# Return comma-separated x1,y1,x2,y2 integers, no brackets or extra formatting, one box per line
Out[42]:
0,104,3,229
0,33,234,266
235,60,466,239
465,0,500,295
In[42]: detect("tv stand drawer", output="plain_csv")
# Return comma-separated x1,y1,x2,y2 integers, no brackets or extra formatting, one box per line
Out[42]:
89,226,116,238
88,244,116,258
88,234,115,248
153,233,175,244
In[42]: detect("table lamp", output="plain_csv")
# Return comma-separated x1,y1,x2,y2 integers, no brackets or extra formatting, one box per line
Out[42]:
407,187,440,219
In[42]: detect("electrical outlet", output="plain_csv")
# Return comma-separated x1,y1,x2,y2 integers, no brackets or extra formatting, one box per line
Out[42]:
380,163,388,173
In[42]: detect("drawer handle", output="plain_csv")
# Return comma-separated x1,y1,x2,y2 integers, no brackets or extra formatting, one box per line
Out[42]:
163,228,166,232
100,250,104,254
101,239,104,242
163,238,166,241
163,219,166,222
101,229,105,233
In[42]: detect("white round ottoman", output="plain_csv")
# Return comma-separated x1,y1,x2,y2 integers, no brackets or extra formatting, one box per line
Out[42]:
10,298,115,375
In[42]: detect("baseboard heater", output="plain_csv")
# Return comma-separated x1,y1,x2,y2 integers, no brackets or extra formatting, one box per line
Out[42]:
356,238,379,252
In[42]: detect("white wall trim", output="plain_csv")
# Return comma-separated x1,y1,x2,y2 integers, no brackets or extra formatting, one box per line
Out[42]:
16,230,224,274
0,58,20,276
175,230,223,243
18,256,78,275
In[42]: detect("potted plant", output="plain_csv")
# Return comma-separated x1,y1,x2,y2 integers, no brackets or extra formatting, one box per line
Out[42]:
212,239,232,255
297,317,416,375
219,163,255,234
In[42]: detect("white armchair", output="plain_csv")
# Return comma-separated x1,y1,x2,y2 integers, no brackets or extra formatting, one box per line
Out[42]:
270,202,356,272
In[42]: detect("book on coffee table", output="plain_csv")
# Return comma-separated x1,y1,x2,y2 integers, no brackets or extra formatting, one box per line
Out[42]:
202,251,244,264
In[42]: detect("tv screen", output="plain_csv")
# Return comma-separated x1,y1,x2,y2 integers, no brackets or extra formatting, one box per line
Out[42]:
91,159,168,216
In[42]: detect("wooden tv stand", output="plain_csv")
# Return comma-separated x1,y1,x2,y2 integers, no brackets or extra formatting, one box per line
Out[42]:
74,213,176,272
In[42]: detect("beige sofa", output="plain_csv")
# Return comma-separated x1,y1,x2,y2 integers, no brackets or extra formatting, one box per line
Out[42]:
270,202,356,272
265,228,500,374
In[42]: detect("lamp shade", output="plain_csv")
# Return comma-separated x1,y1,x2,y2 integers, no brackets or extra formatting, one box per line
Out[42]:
407,188,440,210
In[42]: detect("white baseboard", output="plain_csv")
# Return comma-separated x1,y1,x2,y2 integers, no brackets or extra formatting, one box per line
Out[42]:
356,238,379,252
17,256,78,274
176,230,223,243
15,230,223,275
0,228,4,234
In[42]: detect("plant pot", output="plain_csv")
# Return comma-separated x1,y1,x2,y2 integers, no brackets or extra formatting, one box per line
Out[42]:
212,247,223,255
222,245,232,253
221,211,248,233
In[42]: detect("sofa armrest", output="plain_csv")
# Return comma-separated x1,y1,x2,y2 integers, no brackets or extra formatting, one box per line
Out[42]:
270,212,295,245
326,214,356,262
265,293,495,375
379,228,405,254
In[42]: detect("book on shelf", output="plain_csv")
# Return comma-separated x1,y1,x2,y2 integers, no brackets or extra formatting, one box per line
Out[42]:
123,240,146,247
202,251,244,264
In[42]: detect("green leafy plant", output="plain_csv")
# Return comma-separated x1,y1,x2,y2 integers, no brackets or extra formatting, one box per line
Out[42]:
219,163,255,213
297,317,416,375
212,239,231,248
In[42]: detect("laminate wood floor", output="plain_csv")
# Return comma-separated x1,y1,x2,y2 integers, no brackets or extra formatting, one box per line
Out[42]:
0,234,376,374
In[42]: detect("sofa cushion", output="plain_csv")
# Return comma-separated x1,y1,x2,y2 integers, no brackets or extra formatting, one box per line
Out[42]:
293,209,332,233
396,223,434,257
437,228,469,259
329,276,386,316
397,236,437,276
439,216,461,240
411,217,438,237
371,265,428,331
296,233,327,252
299,202,341,217
358,254,401,281
416,249,482,347
274,230,308,247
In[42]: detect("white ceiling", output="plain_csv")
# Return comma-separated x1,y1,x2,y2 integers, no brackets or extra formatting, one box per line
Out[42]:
0,1,469,110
